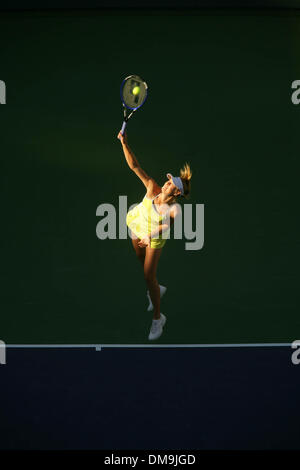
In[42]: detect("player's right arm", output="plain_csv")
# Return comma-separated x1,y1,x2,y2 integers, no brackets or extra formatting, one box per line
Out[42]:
117,131,160,193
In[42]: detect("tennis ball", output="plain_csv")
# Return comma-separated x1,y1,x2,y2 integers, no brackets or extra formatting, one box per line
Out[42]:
132,86,140,95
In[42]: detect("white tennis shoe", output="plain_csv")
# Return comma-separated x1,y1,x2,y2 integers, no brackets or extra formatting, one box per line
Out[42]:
148,313,167,341
146,285,167,311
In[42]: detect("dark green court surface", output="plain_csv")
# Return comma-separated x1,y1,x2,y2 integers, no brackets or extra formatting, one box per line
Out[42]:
0,10,299,344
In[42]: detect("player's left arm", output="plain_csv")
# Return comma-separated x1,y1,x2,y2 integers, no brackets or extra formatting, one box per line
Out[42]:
169,203,180,225
138,204,180,247
151,204,180,236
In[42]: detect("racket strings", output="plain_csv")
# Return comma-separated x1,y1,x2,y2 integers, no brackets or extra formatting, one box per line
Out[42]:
121,75,147,110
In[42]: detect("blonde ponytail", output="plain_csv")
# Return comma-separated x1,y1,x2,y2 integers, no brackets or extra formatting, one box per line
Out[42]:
179,162,192,199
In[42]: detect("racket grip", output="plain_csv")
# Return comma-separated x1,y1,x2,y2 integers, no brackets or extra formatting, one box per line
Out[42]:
120,121,127,135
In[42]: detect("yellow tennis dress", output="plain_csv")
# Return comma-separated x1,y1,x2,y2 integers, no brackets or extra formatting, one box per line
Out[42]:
126,192,171,249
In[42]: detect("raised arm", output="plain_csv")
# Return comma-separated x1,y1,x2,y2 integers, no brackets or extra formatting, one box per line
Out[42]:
117,131,160,192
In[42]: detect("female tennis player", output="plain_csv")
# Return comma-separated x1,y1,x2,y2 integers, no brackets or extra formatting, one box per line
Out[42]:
117,131,192,340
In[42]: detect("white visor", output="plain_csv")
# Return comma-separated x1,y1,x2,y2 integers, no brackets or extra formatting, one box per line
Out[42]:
166,173,184,196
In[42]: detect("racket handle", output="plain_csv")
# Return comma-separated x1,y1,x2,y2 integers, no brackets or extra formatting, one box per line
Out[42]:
120,121,127,135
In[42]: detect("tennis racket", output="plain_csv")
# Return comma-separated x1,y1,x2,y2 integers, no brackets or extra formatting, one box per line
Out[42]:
119,74,148,135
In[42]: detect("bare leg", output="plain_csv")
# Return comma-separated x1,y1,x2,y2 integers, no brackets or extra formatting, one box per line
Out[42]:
131,237,145,268
144,246,163,320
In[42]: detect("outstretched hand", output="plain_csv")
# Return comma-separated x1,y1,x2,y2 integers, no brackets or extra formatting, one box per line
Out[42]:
117,130,127,145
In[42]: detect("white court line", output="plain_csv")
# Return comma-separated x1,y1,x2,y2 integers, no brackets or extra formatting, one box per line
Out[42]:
6,343,292,349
